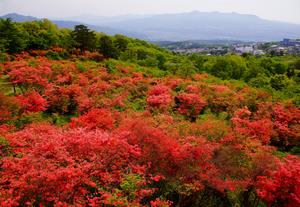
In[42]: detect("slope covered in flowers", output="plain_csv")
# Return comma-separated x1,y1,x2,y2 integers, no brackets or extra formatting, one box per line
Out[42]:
0,50,299,207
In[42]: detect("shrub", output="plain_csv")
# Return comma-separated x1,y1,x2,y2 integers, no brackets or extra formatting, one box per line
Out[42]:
147,85,173,111
175,93,207,121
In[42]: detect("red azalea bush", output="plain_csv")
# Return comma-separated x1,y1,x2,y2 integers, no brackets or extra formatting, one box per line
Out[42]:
5,59,52,92
0,52,300,207
256,155,300,207
70,108,115,130
150,198,173,207
272,104,300,147
176,92,207,121
17,91,48,113
147,85,173,111
45,84,84,114
232,107,274,144
0,93,20,123
0,124,162,206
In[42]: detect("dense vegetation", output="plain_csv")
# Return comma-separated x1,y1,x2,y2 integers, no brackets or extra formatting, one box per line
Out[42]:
0,18,299,207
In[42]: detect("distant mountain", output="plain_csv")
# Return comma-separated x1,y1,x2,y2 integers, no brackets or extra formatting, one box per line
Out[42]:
1,13,39,22
0,13,147,39
2,12,300,41
63,14,152,26
98,11,300,41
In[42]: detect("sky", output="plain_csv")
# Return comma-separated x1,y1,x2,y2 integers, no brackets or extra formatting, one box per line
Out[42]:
1,0,300,24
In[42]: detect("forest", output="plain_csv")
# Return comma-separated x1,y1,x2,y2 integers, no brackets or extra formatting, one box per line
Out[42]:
0,18,299,207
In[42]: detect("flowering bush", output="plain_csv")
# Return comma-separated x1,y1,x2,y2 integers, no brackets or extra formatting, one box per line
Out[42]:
147,85,173,111
17,91,48,113
0,51,299,207
176,92,207,121
232,107,274,144
0,124,159,206
70,108,115,130
256,156,300,207
0,93,20,123
5,59,52,92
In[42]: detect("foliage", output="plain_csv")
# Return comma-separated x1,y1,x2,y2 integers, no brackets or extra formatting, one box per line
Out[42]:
0,18,25,53
72,24,96,52
147,85,173,111
256,156,300,207
176,92,207,121
17,91,48,113
0,19,299,207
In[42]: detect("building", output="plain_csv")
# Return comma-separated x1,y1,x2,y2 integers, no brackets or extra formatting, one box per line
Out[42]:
281,39,300,47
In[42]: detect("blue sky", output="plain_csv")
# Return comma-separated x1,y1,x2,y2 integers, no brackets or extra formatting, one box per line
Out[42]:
1,0,300,24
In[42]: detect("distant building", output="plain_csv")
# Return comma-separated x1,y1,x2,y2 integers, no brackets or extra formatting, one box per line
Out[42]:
253,50,265,56
234,46,254,54
281,39,300,47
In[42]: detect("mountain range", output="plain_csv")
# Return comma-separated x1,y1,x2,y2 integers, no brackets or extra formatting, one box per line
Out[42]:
1,12,300,41
0,13,147,39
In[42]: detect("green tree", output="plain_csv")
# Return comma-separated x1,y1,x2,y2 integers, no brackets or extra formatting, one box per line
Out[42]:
156,54,166,70
243,59,263,82
208,56,246,80
292,59,300,70
273,62,287,74
270,74,287,90
98,35,117,58
114,34,129,52
57,28,74,49
20,20,60,50
176,59,197,77
72,24,96,53
286,65,295,78
136,48,148,60
259,57,274,76
0,18,25,53
189,54,206,72
248,74,271,89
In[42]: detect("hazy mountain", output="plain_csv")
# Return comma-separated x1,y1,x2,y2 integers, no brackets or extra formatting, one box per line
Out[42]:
100,11,300,41
2,12,300,41
0,13,147,39
63,14,152,25
1,13,39,22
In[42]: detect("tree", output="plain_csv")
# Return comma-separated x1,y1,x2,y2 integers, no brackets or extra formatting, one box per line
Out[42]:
273,62,287,74
176,59,197,77
19,20,60,50
208,56,247,80
0,18,25,53
157,54,166,70
270,74,287,90
98,35,117,58
114,34,129,52
189,54,206,72
72,24,96,53
293,58,300,69
286,66,295,78
57,28,74,49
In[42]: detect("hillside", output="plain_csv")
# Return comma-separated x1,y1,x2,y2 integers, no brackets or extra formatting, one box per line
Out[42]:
0,19,300,206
